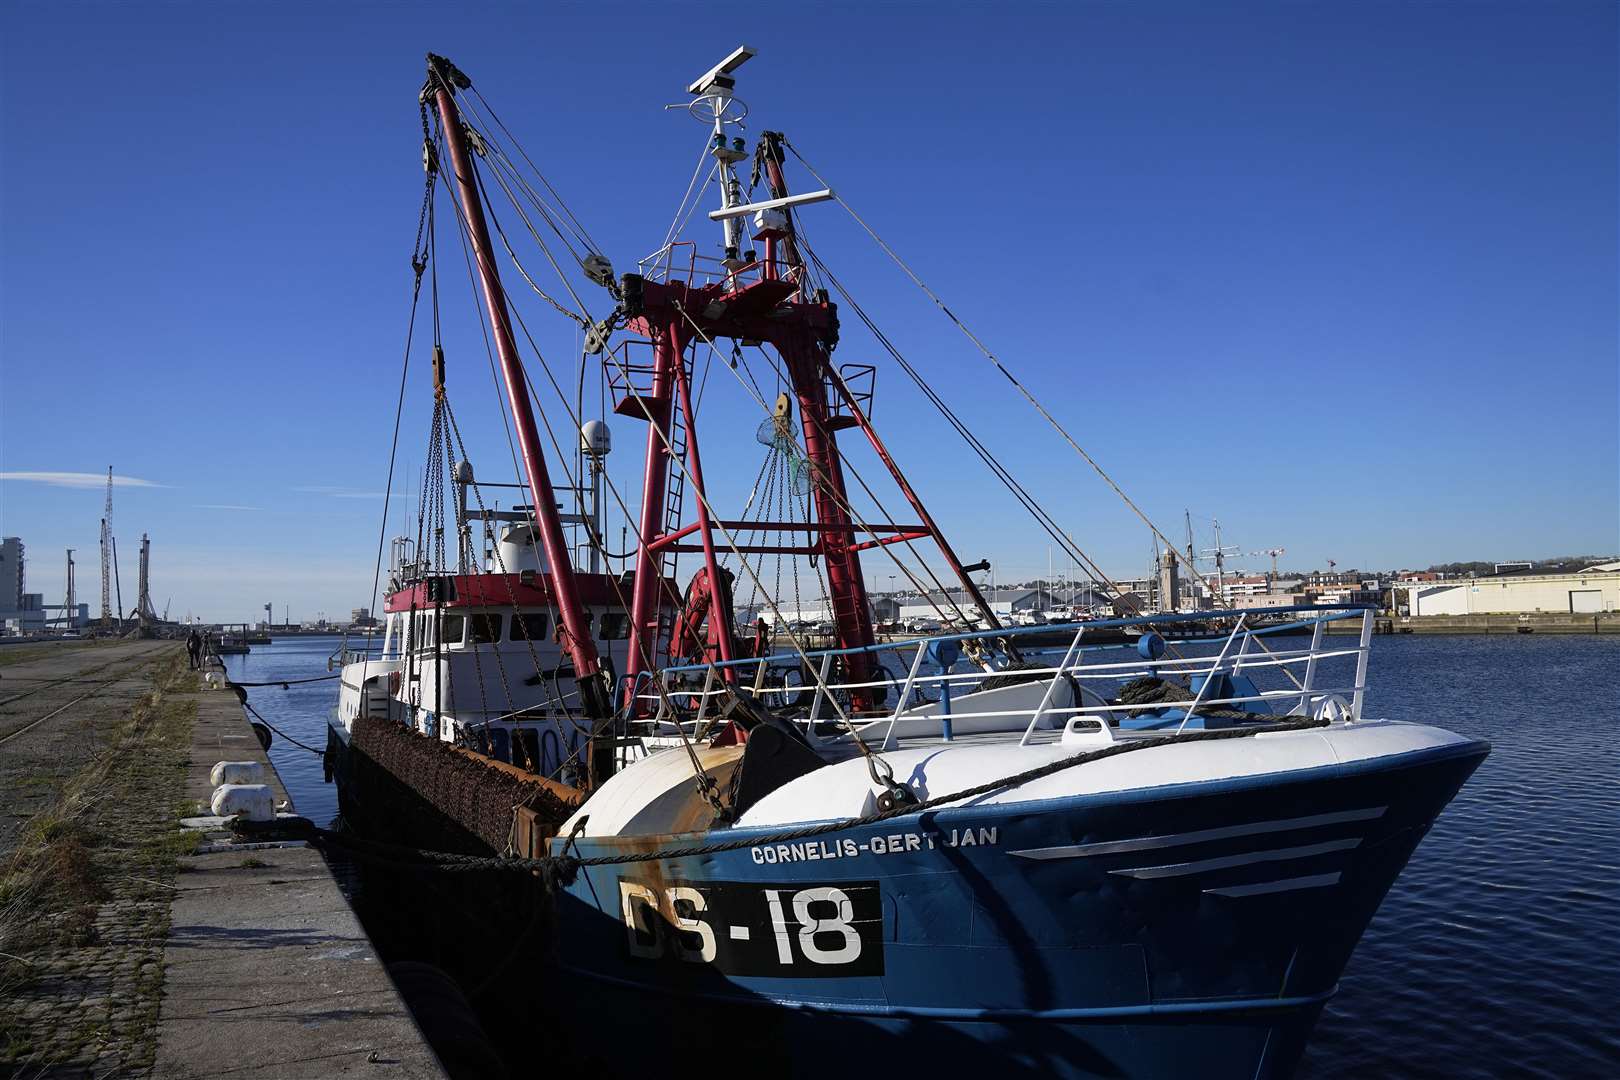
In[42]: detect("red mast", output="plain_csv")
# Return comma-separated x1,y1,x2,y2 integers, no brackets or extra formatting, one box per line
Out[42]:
614,48,1003,715
426,56,614,751
756,131,1003,639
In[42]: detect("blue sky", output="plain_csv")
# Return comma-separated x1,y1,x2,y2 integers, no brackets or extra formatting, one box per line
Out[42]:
2,1,1615,622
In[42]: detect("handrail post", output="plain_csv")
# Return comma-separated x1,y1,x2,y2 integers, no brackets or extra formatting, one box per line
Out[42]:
652,671,671,730
692,665,719,741
882,642,930,750
1232,626,1253,673
806,653,834,733
1176,615,1247,735
1351,608,1373,721
1020,626,1085,747
1298,616,1325,715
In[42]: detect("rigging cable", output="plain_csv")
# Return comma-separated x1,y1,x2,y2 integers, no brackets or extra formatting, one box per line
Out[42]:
467,86,603,256
366,156,435,641
785,139,1221,596
671,310,972,632
431,134,736,802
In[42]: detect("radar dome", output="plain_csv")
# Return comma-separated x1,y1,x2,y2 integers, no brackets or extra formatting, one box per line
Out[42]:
581,420,611,458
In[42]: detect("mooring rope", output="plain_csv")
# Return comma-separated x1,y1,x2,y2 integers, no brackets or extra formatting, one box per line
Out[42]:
239,698,326,758
230,674,341,688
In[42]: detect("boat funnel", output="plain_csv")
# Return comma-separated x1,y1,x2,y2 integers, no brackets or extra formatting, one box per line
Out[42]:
496,523,548,575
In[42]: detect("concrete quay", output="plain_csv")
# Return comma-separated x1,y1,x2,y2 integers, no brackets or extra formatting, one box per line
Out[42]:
1326,611,1620,634
0,639,443,1078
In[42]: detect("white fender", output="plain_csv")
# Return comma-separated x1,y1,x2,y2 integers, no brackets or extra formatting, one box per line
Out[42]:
210,783,275,822
209,761,264,786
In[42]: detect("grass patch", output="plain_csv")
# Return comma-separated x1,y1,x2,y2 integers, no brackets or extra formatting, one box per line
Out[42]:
0,650,199,1072
143,828,201,865
0,640,105,667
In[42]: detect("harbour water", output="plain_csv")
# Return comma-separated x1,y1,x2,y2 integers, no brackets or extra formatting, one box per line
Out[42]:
222,633,1620,1078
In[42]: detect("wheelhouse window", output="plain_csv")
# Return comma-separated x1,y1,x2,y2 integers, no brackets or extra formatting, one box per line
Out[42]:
511,612,550,641
599,612,628,640
469,613,502,644
414,612,435,652
439,613,466,647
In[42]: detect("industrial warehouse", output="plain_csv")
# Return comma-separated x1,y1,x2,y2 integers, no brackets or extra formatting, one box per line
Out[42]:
1398,562,1620,617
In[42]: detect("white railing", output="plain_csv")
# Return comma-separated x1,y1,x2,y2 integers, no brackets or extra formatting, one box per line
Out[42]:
636,241,810,293
624,606,1377,748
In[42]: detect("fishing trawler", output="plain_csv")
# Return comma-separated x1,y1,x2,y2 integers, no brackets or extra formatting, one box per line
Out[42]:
328,49,1488,1078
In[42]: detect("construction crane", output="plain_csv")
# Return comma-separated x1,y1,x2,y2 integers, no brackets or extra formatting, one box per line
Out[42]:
99,467,114,629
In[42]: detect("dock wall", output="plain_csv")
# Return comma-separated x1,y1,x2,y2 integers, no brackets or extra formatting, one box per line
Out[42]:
1328,612,1620,634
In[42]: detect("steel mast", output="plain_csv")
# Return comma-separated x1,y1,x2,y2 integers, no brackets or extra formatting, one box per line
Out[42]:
64,549,75,631
424,55,615,763
753,130,1004,641
99,466,113,629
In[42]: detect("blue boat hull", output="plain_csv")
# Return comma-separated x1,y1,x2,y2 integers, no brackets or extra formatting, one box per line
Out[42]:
552,739,1488,1078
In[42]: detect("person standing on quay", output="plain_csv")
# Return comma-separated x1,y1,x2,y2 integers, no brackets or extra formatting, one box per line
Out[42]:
186,628,202,670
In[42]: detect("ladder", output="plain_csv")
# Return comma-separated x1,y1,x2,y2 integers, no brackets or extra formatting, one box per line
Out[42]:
651,371,691,667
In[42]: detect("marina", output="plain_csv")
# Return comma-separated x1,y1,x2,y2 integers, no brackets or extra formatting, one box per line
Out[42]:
2,7,1616,1079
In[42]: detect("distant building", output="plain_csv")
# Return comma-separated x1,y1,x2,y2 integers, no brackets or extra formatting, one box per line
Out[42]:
1229,592,1301,610
349,606,378,628
1223,575,1270,595
898,587,1049,625
0,538,24,613
1401,564,1619,616
1310,585,1382,607
0,539,49,634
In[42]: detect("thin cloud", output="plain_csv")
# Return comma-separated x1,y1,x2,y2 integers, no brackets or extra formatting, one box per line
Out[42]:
195,504,262,511
0,471,164,489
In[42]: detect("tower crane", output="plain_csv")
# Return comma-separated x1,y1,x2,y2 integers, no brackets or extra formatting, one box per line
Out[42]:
1249,547,1286,583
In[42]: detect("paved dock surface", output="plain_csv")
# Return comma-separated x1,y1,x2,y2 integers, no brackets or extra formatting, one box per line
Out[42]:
0,642,442,1078
150,674,445,1079
0,639,176,857
1,640,191,1075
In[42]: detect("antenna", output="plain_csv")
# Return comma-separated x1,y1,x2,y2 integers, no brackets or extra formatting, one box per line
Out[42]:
684,45,757,268
686,44,755,96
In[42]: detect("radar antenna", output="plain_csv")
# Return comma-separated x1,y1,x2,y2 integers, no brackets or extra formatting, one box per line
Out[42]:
684,45,756,268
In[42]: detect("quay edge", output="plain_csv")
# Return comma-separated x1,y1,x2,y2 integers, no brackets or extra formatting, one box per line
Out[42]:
150,657,448,1080
1325,611,1620,634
